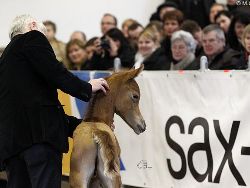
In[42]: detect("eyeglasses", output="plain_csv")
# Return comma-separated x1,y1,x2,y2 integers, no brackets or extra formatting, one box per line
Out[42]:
101,22,115,26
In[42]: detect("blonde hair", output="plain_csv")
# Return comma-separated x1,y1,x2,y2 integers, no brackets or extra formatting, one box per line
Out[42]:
242,24,250,48
139,28,158,43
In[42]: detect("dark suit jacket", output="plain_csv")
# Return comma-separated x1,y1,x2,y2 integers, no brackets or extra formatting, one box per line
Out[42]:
0,30,92,169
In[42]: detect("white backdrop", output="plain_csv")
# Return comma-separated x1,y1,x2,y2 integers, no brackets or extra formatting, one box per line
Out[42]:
0,0,163,47
113,71,250,188
66,70,250,187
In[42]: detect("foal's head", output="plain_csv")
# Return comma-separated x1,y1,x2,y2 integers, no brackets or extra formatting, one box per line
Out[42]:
109,65,146,135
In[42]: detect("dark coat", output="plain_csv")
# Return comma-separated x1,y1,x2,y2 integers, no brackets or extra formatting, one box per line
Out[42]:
189,48,243,70
208,48,242,70
172,0,215,27
236,51,250,70
143,47,171,70
0,30,92,169
88,45,135,70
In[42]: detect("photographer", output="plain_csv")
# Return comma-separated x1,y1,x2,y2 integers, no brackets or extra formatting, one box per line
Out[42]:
87,28,135,70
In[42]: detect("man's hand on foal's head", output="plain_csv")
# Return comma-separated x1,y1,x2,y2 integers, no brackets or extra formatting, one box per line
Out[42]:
88,78,109,94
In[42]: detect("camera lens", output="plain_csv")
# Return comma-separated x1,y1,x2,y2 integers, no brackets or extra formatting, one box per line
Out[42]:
100,39,110,50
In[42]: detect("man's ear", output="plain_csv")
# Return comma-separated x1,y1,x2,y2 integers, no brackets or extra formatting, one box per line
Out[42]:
29,21,37,31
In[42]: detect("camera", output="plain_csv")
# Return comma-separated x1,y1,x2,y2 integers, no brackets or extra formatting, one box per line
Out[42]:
100,38,110,50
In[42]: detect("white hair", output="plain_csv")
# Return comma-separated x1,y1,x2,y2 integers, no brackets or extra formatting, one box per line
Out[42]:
9,14,46,39
171,30,197,53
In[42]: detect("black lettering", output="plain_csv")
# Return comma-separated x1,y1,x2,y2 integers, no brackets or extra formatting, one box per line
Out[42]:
165,115,186,179
188,117,213,182
214,120,245,186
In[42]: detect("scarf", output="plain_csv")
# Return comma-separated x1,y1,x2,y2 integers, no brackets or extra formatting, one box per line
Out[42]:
170,53,195,70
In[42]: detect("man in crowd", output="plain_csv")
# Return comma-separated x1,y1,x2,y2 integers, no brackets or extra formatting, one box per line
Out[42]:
100,13,117,35
43,20,67,67
70,30,87,44
191,24,242,70
0,14,109,188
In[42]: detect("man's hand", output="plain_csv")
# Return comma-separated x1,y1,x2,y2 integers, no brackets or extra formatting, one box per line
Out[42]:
88,78,109,94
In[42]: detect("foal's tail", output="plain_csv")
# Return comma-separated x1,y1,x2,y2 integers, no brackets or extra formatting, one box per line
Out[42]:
93,129,120,179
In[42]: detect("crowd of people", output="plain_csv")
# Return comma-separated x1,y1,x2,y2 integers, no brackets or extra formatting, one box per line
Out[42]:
1,0,250,71
1,0,250,187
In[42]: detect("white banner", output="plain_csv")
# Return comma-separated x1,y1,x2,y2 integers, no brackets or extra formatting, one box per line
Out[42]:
111,71,250,188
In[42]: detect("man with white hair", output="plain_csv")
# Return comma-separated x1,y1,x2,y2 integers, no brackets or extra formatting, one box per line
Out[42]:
0,14,109,188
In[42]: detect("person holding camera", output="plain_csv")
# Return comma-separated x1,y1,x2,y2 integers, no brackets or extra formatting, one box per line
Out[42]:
87,28,135,70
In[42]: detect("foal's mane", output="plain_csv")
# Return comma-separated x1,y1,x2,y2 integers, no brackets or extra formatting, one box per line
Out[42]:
83,72,123,124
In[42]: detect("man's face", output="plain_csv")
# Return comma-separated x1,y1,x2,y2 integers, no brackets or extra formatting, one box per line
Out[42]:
45,25,55,41
101,15,116,34
70,32,86,43
128,26,144,44
202,31,224,57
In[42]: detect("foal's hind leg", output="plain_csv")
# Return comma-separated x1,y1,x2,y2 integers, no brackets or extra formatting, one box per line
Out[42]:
96,149,122,188
89,175,102,188
70,134,97,188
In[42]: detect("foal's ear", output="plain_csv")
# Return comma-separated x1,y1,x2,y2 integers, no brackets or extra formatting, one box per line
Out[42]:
125,64,144,80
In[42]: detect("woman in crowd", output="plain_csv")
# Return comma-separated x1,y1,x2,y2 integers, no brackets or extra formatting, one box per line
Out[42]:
170,30,197,70
209,3,227,24
84,37,98,60
145,21,164,46
134,29,159,68
66,39,89,70
228,12,250,52
161,9,184,60
139,29,170,70
215,10,232,34
237,24,250,69
88,28,135,70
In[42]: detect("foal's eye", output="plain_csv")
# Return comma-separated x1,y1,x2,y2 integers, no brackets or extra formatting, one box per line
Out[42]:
132,95,139,100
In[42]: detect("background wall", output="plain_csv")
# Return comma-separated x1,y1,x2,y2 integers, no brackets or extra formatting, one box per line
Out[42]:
0,0,163,47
